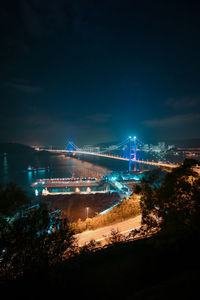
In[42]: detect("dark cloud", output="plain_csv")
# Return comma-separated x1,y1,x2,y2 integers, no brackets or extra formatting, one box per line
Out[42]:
86,114,112,123
19,0,67,39
1,0,116,46
6,80,43,93
143,113,200,128
165,97,200,110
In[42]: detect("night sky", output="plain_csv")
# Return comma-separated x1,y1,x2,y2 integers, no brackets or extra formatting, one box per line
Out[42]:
1,0,200,147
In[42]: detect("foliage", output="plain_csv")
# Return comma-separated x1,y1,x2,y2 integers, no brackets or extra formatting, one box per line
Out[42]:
105,229,124,244
140,168,166,189
0,203,75,280
71,194,141,233
135,159,200,241
0,182,29,218
74,239,102,255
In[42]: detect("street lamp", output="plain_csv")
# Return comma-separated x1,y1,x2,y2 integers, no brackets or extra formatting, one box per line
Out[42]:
86,207,89,218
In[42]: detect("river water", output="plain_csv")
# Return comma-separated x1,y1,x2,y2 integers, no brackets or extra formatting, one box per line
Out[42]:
0,149,187,199
0,153,112,198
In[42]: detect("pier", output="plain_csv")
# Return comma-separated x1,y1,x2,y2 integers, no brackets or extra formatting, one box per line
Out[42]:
32,172,141,198
32,177,110,196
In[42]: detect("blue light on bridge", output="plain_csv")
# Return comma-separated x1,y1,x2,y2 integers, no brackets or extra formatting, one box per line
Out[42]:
67,141,76,152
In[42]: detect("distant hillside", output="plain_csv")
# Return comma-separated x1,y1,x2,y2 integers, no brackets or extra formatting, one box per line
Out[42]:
173,139,200,148
0,143,58,163
94,141,122,148
0,143,35,155
95,138,200,148
143,138,200,147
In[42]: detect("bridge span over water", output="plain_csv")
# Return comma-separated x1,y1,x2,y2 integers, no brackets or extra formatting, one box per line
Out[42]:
37,148,179,169
37,136,200,170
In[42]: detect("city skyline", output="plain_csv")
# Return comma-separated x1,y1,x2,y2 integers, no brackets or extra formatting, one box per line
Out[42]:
1,1,200,146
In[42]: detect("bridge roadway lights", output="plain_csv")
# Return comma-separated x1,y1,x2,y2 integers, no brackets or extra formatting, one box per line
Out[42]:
40,147,178,169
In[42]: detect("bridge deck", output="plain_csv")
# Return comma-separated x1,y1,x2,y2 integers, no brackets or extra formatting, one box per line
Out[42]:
38,148,179,169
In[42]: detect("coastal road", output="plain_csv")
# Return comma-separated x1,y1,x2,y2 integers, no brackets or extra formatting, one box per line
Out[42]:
75,214,141,246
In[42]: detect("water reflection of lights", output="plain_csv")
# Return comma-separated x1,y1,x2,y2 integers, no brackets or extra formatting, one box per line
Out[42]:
3,153,8,185
67,157,110,178
28,170,32,184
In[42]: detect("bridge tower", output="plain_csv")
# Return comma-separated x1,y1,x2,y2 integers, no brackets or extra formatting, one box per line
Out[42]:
133,136,137,160
128,136,137,172
67,141,75,152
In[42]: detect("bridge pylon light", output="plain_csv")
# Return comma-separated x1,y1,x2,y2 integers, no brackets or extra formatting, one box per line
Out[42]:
128,135,137,172
67,141,75,152
129,137,132,172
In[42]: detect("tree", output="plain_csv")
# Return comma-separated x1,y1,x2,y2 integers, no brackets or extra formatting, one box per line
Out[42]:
0,203,75,280
0,182,29,218
135,159,200,240
140,168,166,189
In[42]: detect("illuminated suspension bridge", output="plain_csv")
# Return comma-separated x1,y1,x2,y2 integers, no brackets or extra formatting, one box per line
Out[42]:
37,137,180,171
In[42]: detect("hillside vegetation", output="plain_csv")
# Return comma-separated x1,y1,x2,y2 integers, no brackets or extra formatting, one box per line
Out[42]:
71,193,141,233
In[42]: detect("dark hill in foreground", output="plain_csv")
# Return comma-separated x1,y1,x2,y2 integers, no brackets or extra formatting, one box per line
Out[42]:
2,233,200,300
